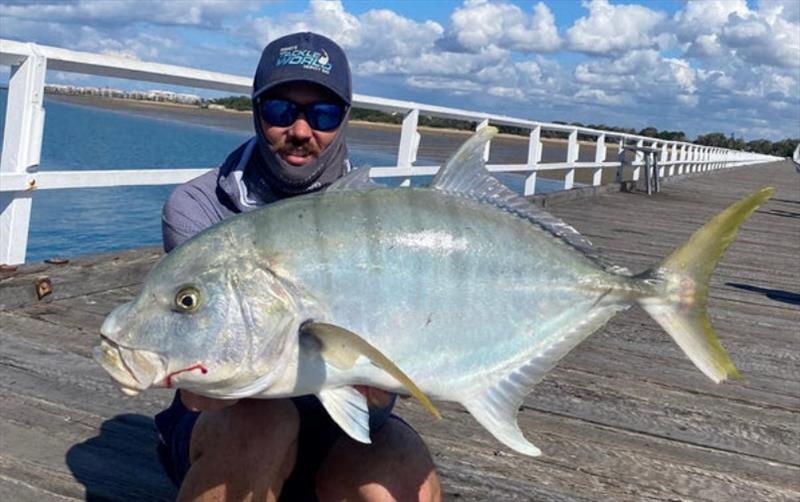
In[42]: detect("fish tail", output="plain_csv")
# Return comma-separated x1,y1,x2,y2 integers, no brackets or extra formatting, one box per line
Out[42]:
636,187,774,383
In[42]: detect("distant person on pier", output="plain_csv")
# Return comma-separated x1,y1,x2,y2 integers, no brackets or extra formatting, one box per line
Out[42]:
155,32,441,502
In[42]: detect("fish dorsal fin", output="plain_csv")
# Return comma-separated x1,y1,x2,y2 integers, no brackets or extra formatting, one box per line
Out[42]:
431,127,602,263
326,166,381,192
301,322,441,419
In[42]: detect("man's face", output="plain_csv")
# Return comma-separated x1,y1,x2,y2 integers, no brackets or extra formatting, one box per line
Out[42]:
260,82,343,167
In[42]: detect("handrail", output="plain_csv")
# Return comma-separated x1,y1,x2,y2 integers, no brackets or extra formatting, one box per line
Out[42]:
0,39,781,264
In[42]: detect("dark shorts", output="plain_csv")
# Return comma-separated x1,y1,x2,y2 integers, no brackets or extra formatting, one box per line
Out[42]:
154,392,397,501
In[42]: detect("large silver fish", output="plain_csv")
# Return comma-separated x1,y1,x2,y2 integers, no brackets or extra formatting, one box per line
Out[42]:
95,128,773,456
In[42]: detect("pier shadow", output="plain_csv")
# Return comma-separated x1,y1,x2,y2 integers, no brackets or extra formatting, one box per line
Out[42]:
726,282,800,306
66,414,176,501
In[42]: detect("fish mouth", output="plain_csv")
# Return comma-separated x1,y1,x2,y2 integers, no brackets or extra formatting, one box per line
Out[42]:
94,335,166,396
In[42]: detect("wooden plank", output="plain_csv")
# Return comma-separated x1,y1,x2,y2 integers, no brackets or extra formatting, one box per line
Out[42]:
0,390,175,501
395,400,800,502
0,247,161,311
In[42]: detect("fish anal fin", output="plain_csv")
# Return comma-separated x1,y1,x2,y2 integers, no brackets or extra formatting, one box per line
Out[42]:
464,384,541,457
462,356,550,457
301,322,442,419
462,305,624,456
318,387,371,444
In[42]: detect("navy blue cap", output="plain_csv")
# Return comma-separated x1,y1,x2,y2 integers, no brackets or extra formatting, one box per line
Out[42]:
253,32,352,106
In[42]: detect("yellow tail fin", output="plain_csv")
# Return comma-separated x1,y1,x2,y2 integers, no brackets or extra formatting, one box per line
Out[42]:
639,187,775,383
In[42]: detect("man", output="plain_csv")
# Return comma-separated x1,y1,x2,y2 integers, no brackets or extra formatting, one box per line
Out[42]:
155,32,442,502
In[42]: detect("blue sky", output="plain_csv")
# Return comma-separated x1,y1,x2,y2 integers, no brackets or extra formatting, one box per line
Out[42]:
1,0,798,141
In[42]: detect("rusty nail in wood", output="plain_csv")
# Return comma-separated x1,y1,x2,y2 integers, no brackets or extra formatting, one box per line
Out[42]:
35,277,53,300
45,258,69,265
0,264,18,273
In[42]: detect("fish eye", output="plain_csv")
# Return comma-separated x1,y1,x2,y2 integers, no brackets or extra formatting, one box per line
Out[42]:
175,286,201,312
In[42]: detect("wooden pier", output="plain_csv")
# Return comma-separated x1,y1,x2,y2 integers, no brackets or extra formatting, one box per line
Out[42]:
1,161,797,501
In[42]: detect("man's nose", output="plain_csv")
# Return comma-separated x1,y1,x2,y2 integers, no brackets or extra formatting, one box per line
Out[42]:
287,114,313,141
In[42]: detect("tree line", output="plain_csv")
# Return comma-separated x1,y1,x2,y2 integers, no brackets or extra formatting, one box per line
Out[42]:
209,96,798,158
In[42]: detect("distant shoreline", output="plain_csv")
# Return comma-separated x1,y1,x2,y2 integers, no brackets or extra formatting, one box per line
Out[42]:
44,93,571,145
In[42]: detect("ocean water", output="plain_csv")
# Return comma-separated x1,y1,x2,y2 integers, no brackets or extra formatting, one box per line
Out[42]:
0,89,559,263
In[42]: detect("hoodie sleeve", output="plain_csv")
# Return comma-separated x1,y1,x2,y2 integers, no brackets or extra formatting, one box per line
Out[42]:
161,169,226,253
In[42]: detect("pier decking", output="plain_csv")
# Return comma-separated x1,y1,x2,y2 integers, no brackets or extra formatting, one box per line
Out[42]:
1,161,797,501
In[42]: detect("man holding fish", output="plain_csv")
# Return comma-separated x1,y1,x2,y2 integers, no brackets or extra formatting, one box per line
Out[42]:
156,32,441,502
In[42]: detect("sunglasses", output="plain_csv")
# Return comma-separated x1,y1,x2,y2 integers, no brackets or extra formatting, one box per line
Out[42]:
258,99,346,131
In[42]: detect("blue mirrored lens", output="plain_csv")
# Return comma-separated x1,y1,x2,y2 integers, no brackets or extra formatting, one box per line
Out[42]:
261,100,298,127
259,100,344,131
306,103,344,131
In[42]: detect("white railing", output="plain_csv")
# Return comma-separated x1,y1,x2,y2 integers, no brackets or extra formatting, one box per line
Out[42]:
0,40,781,265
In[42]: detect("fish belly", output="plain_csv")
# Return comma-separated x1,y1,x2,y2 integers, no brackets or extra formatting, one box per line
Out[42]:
253,188,619,398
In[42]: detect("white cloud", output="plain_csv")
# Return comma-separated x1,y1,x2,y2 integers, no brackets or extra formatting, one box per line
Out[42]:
566,0,666,55
575,88,632,106
245,0,443,70
673,0,750,39
573,50,698,107
405,76,482,95
444,0,560,53
721,13,800,68
243,1,565,104
0,0,259,28
757,0,800,24
1,0,796,141
675,0,800,69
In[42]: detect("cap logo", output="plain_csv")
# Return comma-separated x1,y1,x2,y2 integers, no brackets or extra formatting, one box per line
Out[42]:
276,45,332,75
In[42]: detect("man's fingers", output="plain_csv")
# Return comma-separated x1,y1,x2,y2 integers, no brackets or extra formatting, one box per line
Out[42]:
353,385,393,408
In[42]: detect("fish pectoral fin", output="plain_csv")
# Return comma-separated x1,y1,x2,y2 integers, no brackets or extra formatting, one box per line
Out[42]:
301,322,442,419
318,387,371,444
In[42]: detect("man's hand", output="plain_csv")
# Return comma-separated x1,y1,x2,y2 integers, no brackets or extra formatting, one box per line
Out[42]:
180,389,240,412
353,385,394,408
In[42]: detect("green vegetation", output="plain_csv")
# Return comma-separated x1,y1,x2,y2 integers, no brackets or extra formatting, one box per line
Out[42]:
209,95,251,111
208,95,798,157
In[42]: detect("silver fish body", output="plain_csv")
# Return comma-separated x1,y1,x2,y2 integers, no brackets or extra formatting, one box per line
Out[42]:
96,128,771,456
239,187,627,397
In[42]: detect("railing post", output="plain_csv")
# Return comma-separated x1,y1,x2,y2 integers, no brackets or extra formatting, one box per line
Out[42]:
700,147,706,171
679,145,687,174
564,129,577,190
397,108,420,187
592,133,605,186
631,138,644,181
0,48,46,265
616,138,625,182
476,119,491,161
524,125,541,195
659,142,668,178
669,143,677,176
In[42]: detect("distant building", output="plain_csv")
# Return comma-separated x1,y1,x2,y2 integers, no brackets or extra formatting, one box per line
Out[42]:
43,84,202,106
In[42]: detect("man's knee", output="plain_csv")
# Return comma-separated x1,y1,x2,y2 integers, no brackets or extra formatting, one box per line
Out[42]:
316,418,441,502
191,399,299,460
178,399,300,501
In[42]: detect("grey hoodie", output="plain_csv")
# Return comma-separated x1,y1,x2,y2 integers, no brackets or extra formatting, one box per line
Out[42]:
161,135,350,252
